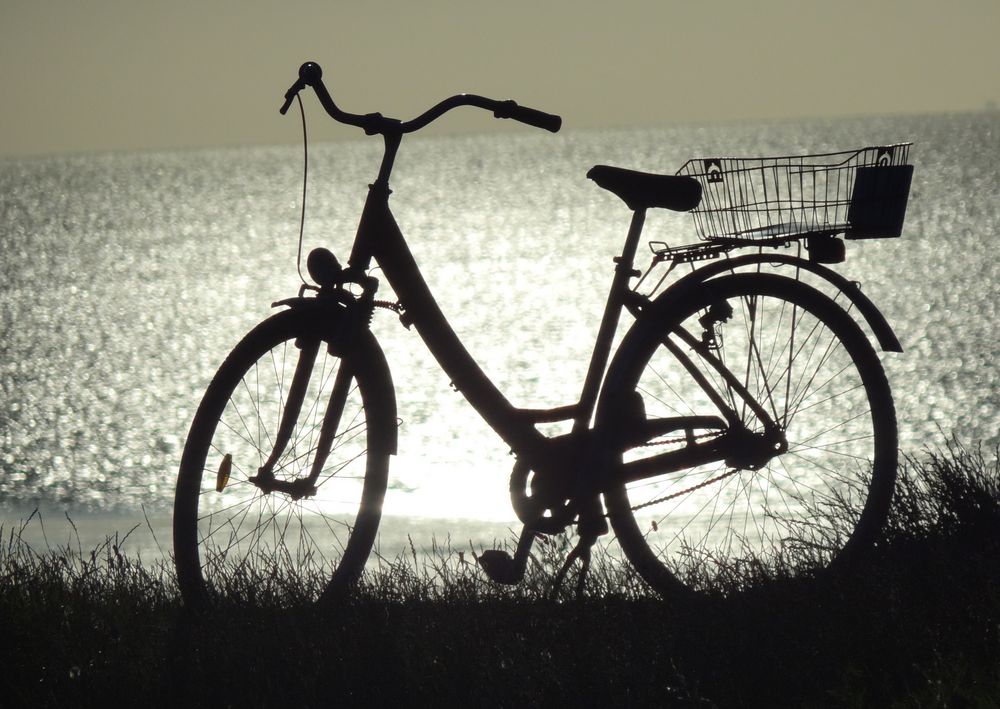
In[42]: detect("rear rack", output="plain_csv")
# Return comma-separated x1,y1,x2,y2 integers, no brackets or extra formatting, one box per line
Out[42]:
676,144,913,242
647,240,735,264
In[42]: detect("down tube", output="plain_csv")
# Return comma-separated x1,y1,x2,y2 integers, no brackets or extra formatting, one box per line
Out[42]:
363,196,543,455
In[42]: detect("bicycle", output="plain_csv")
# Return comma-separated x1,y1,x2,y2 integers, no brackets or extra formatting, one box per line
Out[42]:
173,62,913,605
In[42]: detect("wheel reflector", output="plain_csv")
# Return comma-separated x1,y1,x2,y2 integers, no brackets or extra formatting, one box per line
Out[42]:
216,453,232,492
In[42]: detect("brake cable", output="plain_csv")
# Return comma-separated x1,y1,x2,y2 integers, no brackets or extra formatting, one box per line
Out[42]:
295,93,309,288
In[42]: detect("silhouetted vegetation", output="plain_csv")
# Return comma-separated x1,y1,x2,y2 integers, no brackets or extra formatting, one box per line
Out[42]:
2,442,998,707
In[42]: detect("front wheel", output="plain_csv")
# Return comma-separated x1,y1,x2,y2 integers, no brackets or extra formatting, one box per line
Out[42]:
600,273,897,596
173,307,395,607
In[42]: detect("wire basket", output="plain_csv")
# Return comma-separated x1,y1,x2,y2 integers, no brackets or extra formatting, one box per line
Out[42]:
676,144,913,242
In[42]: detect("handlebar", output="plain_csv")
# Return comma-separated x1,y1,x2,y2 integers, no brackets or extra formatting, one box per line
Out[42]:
280,61,561,135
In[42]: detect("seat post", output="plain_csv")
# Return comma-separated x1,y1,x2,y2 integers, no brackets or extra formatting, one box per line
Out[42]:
617,208,647,273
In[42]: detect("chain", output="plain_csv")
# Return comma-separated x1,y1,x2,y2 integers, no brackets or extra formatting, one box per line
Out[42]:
629,466,743,512
638,429,721,449
618,429,732,512
373,299,403,314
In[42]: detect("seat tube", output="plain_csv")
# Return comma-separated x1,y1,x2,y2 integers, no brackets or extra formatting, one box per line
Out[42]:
573,209,647,432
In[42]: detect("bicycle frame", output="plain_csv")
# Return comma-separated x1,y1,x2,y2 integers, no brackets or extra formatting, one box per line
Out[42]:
333,132,782,502
261,61,866,546
347,133,643,471
273,64,795,503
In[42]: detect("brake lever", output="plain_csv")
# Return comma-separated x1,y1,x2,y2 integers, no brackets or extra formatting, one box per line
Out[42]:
280,80,306,115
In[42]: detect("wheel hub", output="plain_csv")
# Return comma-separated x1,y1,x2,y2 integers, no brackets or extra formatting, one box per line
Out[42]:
248,468,318,500
722,427,787,470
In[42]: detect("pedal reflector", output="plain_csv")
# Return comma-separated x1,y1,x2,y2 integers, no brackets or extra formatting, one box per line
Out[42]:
216,454,232,492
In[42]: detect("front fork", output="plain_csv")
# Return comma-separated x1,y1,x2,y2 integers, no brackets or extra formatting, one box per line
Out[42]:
248,337,355,500
250,252,378,499
248,336,322,499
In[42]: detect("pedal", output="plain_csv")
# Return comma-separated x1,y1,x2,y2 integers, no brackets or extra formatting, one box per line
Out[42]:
477,526,536,585
477,550,521,585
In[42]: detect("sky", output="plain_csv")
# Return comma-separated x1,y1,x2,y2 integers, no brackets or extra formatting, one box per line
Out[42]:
1,0,998,157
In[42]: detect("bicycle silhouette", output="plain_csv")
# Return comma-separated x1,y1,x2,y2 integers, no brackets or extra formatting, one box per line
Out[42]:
173,62,913,605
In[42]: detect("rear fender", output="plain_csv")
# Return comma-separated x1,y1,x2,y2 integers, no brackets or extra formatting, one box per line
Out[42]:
663,253,902,353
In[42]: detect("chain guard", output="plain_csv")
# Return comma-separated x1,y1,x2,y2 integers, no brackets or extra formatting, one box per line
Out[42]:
509,459,575,534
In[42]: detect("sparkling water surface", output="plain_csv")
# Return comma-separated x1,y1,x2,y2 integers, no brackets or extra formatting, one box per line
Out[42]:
2,113,998,555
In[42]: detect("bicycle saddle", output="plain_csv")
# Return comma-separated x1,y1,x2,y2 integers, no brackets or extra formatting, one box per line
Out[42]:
587,165,702,212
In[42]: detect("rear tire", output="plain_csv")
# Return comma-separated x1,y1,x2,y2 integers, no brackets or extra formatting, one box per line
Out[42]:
601,274,896,596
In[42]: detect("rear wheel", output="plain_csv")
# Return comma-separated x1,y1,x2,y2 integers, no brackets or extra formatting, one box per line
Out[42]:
173,308,394,607
602,274,896,595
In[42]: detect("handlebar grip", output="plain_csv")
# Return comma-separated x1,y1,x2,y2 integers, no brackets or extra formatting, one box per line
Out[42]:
494,101,562,133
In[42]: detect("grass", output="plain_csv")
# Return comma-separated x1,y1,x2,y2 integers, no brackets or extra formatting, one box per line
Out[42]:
2,442,999,708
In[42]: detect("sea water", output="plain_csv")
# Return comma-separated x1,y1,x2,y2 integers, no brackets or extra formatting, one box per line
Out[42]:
2,113,998,555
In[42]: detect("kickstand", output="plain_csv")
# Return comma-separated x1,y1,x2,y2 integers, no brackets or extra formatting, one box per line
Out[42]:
549,534,597,600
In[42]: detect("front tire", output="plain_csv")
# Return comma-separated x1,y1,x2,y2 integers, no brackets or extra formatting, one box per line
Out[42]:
173,307,394,607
